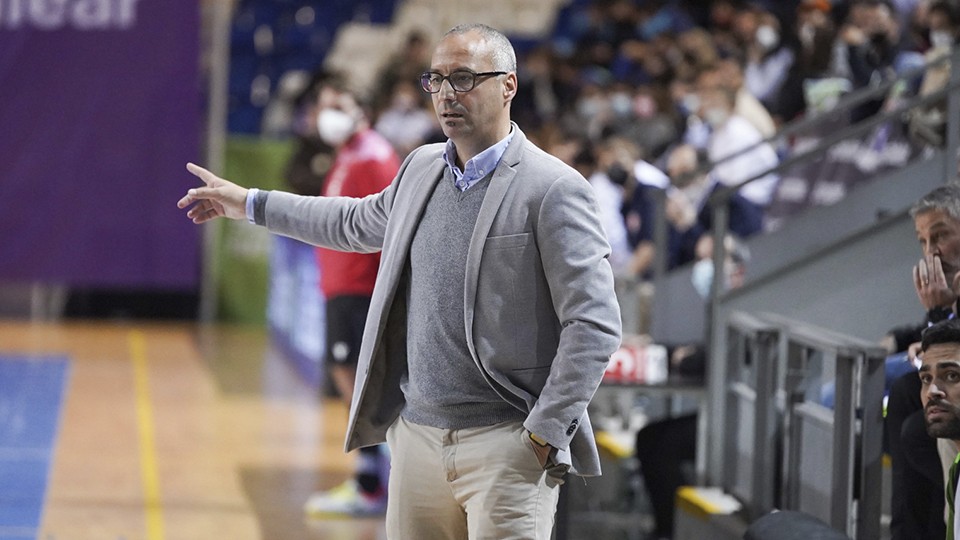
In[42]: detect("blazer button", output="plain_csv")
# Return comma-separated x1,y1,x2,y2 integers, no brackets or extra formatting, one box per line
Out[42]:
566,418,579,436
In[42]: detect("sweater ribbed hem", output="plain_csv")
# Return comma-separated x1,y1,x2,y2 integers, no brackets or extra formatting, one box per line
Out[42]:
401,401,524,431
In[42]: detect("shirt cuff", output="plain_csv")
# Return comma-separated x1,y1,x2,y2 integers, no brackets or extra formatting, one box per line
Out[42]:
245,188,259,224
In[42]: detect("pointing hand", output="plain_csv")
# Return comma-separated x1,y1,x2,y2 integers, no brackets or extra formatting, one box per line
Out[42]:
177,163,248,223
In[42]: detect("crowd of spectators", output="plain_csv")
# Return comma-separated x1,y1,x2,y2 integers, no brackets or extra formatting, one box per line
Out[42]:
512,0,955,278
277,0,957,281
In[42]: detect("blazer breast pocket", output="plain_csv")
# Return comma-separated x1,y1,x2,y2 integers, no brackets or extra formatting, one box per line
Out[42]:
477,231,545,372
484,232,533,250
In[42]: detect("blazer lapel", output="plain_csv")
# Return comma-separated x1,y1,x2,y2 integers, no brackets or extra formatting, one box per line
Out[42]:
390,158,446,264
463,126,525,355
370,156,445,335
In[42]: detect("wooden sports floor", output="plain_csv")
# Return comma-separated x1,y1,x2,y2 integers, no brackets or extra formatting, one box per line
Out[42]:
0,320,386,540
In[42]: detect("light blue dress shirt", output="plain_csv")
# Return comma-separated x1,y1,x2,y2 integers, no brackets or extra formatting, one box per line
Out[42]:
442,128,515,191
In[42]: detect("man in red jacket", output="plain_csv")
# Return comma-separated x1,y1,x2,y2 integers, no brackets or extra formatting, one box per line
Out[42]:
304,76,400,517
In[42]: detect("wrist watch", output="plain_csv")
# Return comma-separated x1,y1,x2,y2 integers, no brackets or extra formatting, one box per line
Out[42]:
529,431,549,447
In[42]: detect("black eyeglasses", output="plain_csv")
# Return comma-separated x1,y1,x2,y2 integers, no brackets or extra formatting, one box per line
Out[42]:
420,70,507,94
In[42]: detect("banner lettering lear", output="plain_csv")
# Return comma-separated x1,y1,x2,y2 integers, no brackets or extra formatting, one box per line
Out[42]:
0,0,140,30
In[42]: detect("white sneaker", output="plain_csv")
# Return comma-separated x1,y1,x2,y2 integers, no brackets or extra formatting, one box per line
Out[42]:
304,479,387,518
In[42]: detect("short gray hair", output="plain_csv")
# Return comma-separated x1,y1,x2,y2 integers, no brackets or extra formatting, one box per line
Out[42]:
911,184,960,221
443,23,517,72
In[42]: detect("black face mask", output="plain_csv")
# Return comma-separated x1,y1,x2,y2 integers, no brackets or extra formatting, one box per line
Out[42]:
607,163,630,186
869,32,892,56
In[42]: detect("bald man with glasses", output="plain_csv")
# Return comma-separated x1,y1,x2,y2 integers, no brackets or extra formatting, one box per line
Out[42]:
179,23,621,539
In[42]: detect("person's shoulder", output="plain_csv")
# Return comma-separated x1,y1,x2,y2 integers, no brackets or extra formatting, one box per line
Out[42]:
518,139,584,183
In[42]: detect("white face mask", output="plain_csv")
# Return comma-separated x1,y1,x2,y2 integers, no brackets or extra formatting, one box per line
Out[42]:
317,108,356,146
577,96,605,118
610,92,633,116
756,25,779,51
931,30,954,49
691,258,714,299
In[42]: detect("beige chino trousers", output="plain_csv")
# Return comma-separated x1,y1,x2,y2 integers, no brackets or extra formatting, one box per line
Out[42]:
385,416,566,539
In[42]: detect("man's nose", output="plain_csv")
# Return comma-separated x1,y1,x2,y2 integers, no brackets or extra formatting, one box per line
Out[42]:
928,381,946,399
438,78,457,99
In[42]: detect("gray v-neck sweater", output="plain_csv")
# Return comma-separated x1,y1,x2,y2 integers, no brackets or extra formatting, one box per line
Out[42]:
399,169,524,430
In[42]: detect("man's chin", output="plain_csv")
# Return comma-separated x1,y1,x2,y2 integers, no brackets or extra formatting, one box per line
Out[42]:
927,421,960,439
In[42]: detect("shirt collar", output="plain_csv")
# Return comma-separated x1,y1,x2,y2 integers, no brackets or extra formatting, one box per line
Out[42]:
442,127,515,192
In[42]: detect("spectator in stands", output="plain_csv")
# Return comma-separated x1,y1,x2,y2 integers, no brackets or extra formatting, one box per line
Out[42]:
569,0,640,70
572,70,617,140
617,85,681,163
374,79,436,158
834,0,924,122
180,23,621,539
908,0,960,147
924,1,960,51
283,74,336,198
697,66,780,208
372,29,432,115
670,76,712,151
774,1,849,122
670,27,720,84
717,58,777,139
602,135,670,278
892,0,924,34
918,319,960,537
884,184,960,540
301,77,399,518
739,5,797,117
513,46,566,132
635,408,697,540
663,143,763,269
706,0,745,58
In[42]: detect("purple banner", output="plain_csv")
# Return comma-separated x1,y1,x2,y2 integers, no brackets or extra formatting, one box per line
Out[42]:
0,0,201,288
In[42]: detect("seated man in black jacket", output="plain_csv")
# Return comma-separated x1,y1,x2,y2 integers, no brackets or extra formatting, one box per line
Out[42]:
886,184,960,540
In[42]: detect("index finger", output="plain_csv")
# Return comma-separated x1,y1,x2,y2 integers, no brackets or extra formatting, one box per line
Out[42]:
186,162,217,186
933,255,948,286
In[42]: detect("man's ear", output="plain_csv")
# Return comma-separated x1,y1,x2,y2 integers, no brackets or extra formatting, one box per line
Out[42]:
503,72,518,103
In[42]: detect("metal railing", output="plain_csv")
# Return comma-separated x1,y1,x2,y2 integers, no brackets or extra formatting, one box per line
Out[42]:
712,311,887,539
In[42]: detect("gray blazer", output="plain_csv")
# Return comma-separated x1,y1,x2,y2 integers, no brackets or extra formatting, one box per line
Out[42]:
261,126,622,475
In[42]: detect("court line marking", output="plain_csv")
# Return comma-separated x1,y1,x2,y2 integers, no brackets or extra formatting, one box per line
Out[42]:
0,525,37,538
0,447,49,460
130,330,165,540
